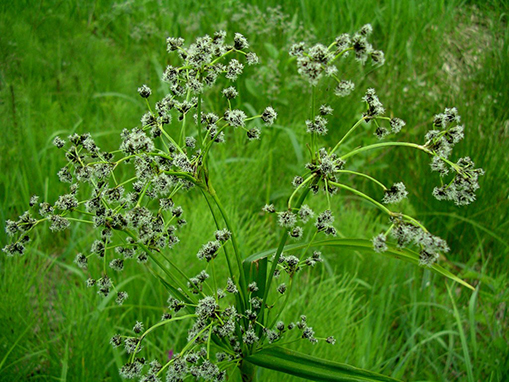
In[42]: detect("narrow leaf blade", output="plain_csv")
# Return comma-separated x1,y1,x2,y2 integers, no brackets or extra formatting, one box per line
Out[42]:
246,346,400,382
244,238,474,290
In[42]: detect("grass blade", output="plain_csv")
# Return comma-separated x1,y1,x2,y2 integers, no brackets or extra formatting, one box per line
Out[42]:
0,324,33,372
246,346,401,382
244,238,474,290
447,284,475,382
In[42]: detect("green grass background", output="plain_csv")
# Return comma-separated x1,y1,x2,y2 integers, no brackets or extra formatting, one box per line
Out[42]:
0,0,508,381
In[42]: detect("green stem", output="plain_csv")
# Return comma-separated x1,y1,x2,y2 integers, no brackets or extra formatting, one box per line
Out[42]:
208,184,247,308
135,182,151,207
156,248,205,298
201,123,229,160
268,276,294,329
311,86,316,158
288,174,316,209
328,181,393,216
208,186,243,275
66,217,94,225
207,49,234,67
334,170,387,190
180,323,213,355
240,361,257,382
330,47,354,64
115,176,138,189
161,171,198,185
262,187,312,326
159,124,183,154
266,148,273,204
325,178,331,209
178,89,192,146
340,142,428,160
399,213,429,233
143,314,195,339
200,189,235,280
123,230,194,302
130,314,196,363
197,95,203,148
330,117,366,154
156,322,213,377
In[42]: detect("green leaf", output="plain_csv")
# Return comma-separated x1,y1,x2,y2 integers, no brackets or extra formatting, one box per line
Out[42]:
243,256,268,299
264,42,280,59
246,346,400,382
245,78,261,99
151,53,170,94
0,324,34,373
244,238,474,290
92,92,140,105
243,257,268,336
156,275,195,310
272,124,304,163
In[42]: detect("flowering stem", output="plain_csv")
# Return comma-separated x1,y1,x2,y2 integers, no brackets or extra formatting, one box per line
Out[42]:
123,229,193,301
384,224,395,237
161,171,198,185
208,187,243,274
398,213,429,232
179,89,192,146
207,325,213,359
130,314,197,363
207,49,234,67
144,314,195,338
288,174,316,210
324,178,331,209
200,189,235,280
330,117,366,155
330,47,354,64
112,152,174,168
156,322,214,377
197,95,203,148
66,217,94,225
160,125,184,154
201,123,229,161
114,176,138,189
262,187,312,326
340,141,429,160
155,248,205,298
208,183,247,308
328,181,393,216
268,276,294,329
135,182,151,207
334,170,387,190
311,86,316,158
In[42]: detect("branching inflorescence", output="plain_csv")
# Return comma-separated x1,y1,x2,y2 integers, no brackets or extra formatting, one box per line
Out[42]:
3,26,482,382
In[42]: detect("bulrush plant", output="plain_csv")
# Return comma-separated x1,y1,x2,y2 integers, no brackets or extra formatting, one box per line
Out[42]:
4,27,483,382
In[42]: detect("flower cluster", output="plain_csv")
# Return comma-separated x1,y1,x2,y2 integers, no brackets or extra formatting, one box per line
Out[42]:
275,251,323,277
283,32,483,271
3,25,483,382
372,214,451,266
423,108,484,205
290,24,384,89
110,280,334,381
305,104,333,135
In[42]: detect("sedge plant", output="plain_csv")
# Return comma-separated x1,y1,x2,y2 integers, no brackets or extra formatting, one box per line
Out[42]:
3,27,483,382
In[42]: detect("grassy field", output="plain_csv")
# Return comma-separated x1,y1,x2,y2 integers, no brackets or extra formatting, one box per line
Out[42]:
1,0,508,381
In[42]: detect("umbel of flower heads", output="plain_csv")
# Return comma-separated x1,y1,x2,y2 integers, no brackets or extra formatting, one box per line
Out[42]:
279,24,484,268
3,27,481,382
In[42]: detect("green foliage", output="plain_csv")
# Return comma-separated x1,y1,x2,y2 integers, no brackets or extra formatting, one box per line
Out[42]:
247,346,400,381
